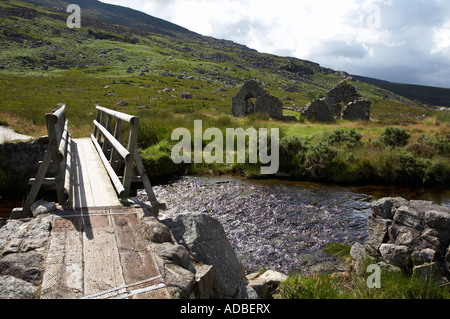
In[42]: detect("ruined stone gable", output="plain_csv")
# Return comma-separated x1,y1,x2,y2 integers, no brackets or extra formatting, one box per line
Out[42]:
301,81,371,121
231,80,283,120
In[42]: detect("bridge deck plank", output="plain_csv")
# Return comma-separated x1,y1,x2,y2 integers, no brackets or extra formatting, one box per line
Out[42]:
71,138,121,209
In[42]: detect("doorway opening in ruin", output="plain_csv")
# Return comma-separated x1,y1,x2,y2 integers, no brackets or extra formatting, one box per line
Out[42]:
244,93,257,115
336,102,345,119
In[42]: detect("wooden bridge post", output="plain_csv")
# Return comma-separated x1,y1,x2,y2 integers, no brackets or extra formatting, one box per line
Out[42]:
122,116,139,198
12,105,72,218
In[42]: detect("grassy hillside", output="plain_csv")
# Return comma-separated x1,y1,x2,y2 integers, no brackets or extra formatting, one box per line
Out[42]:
1,0,449,187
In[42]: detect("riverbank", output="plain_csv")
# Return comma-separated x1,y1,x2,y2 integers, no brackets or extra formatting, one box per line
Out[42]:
139,126,450,188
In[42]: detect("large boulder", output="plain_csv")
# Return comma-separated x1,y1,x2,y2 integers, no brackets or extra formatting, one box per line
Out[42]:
0,252,43,285
358,197,450,283
0,275,38,299
163,212,246,298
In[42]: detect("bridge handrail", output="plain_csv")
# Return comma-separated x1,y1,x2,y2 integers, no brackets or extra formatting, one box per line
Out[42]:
91,105,158,206
16,104,73,217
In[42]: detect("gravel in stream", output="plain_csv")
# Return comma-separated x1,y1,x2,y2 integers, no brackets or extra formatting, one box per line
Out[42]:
140,176,373,275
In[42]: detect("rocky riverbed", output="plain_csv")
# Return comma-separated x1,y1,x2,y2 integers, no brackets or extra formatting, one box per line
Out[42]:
140,176,378,275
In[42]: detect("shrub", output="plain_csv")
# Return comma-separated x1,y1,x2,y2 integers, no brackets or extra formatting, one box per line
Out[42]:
380,150,429,185
406,135,436,158
304,141,338,179
140,141,185,177
433,133,450,156
279,136,310,176
379,127,411,147
426,157,450,185
320,129,362,149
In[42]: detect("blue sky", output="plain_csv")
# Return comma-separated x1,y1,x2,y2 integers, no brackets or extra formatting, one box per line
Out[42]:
99,0,450,88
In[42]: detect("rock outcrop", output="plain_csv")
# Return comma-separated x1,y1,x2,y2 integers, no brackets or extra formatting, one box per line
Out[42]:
351,197,450,284
0,213,53,298
301,81,371,121
162,212,247,298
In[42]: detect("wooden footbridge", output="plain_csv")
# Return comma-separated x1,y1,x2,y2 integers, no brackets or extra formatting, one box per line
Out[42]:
12,105,170,299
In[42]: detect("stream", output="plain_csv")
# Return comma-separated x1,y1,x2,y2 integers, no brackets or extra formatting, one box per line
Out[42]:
143,176,450,275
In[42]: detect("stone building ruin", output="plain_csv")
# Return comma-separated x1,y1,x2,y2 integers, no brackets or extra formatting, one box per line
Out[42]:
302,81,371,121
232,80,283,120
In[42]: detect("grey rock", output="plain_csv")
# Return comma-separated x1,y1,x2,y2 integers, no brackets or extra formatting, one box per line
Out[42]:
247,270,287,299
350,243,368,261
141,217,173,244
181,92,192,99
367,215,391,252
0,275,37,299
379,244,410,269
421,228,441,247
194,264,214,299
117,101,129,106
154,242,191,270
413,262,447,284
425,210,450,230
371,198,397,219
393,205,423,231
161,261,195,299
166,212,246,298
31,200,55,217
388,225,420,246
21,214,53,252
376,261,402,273
237,283,260,299
411,248,436,265
0,253,43,285
363,197,450,281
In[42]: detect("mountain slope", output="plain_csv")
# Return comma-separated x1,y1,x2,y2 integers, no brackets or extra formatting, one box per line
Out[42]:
20,0,198,37
353,75,450,107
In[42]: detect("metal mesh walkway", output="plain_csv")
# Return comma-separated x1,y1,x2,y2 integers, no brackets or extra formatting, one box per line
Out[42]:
39,138,168,299
40,208,169,299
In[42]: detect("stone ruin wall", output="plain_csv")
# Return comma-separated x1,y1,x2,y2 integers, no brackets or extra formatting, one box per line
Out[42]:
302,81,371,121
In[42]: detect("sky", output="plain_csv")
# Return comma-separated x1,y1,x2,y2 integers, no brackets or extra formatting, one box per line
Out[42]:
99,0,450,88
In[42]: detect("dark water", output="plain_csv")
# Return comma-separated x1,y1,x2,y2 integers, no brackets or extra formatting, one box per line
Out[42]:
0,197,24,219
147,176,450,275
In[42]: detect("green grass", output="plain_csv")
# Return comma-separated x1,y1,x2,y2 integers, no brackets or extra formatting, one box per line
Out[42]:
275,244,450,299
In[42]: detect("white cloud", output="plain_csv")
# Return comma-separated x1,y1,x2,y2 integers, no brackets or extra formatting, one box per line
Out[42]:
99,0,450,87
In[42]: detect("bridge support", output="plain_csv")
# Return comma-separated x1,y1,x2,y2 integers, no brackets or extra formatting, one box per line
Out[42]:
12,104,72,218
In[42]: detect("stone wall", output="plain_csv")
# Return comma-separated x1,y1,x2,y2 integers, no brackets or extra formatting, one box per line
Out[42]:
352,197,450,284
0,138,48,172
232,80,284,120
302,81,371,121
